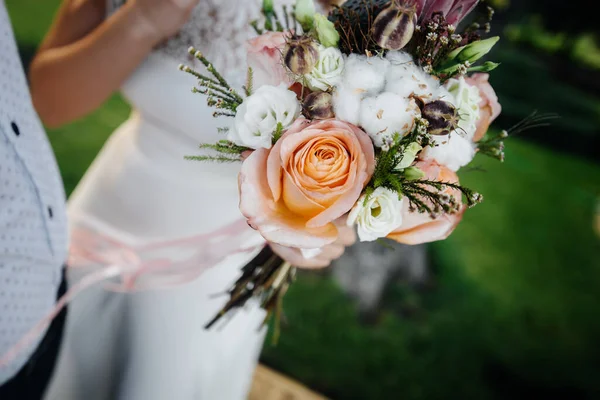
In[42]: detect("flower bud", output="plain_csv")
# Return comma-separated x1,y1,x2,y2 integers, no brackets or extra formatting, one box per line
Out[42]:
262,0,275,17
467,61,500,73
284,37,320,75
314,14,340,48
446,37,499,65
295,0,316,31
303,91,335,120
420,100,459,136
395,142,422,170
371,1,417,51
404,166,426,181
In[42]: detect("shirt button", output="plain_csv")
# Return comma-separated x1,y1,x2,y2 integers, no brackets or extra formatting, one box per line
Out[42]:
11,122,20,136
48,206,54,219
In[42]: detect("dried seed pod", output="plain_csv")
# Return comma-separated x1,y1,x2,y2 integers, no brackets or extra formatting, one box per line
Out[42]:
371,1,417,51
284,36,320,75
303,91,335,120
421,100,459,135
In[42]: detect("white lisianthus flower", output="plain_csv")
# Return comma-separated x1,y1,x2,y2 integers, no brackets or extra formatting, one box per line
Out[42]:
422,132,476,171
395,142,423,170
227,84,301,149
304,45,344,91
358,92,420,147
341,54,390,96
347,187,404,242
444,77,482,139
385,51,444,100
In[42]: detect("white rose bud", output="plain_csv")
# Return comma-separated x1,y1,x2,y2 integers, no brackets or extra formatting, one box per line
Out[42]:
227,85,301,149
444,77,482,139
303,45,345,91
347,187,404,242
358,92,420,147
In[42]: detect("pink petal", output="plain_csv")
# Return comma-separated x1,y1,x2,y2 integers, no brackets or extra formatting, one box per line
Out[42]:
445,0,479,25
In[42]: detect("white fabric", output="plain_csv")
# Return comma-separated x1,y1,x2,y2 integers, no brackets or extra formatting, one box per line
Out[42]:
45,0,320,398
0,1,68,383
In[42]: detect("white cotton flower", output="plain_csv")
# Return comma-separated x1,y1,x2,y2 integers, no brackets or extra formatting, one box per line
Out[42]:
227,84,301,149
347,187,404,242
304,45,344,91
421,132,476,171
358,92,420,147
385,51,445,100
341,54,390,97
332,84,362,125
444,77,482,139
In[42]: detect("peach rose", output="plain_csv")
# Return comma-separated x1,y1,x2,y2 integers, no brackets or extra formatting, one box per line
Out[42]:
388,160,466,245
466,73,502,142
247,31,292,89
239,118,375,248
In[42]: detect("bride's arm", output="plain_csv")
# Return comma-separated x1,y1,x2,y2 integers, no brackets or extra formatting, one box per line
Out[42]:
29,0,199,128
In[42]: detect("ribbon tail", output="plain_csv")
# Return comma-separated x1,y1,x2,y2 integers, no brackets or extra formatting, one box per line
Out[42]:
0,265,123,368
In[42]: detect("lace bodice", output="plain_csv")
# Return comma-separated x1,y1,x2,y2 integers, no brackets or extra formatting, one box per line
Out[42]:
107,0,326,81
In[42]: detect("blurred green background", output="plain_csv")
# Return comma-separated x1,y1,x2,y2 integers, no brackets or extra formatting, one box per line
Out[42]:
5,0,600,398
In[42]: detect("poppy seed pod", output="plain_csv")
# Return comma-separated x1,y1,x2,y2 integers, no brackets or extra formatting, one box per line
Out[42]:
371,1,417,51
421,100,459,135
303,91,335,120
284,36,320,75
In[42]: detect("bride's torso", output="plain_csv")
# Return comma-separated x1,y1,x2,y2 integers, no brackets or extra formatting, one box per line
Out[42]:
116,0,268,143
70,0,300,242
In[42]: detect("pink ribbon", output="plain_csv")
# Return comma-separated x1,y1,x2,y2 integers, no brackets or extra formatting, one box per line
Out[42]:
0,218,263,368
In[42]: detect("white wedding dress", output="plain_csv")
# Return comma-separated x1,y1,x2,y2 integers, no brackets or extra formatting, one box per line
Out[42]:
44,1,307,399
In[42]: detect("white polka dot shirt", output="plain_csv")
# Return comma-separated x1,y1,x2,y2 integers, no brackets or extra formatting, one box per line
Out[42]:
0,2,68,383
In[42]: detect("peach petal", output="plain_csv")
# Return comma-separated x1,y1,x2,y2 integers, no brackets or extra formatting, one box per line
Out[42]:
240,149,337,248
307,170,370,228
388,206,465,245
267,118,310,202
282,170,326,218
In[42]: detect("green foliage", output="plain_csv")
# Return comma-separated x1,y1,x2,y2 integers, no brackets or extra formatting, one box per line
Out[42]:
244,67,254,97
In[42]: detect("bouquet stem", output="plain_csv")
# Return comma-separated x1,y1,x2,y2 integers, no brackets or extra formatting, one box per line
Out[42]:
205,248,296,335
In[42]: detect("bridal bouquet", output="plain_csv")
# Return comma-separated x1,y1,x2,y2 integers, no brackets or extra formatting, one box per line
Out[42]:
180,0,549,328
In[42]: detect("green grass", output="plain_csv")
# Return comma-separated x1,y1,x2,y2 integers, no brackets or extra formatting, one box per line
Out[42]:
5,1,600,398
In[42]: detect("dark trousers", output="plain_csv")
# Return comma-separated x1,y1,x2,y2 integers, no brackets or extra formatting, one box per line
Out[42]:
0,269,68,400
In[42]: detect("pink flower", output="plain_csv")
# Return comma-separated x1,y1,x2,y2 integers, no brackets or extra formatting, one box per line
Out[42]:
246,32,292,88
387,160,465,245
239,118,375,249
417,0,479,26
466,73,502,141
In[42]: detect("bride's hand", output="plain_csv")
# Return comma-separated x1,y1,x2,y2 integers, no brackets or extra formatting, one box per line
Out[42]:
130,0,201,42
269,222,357,268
